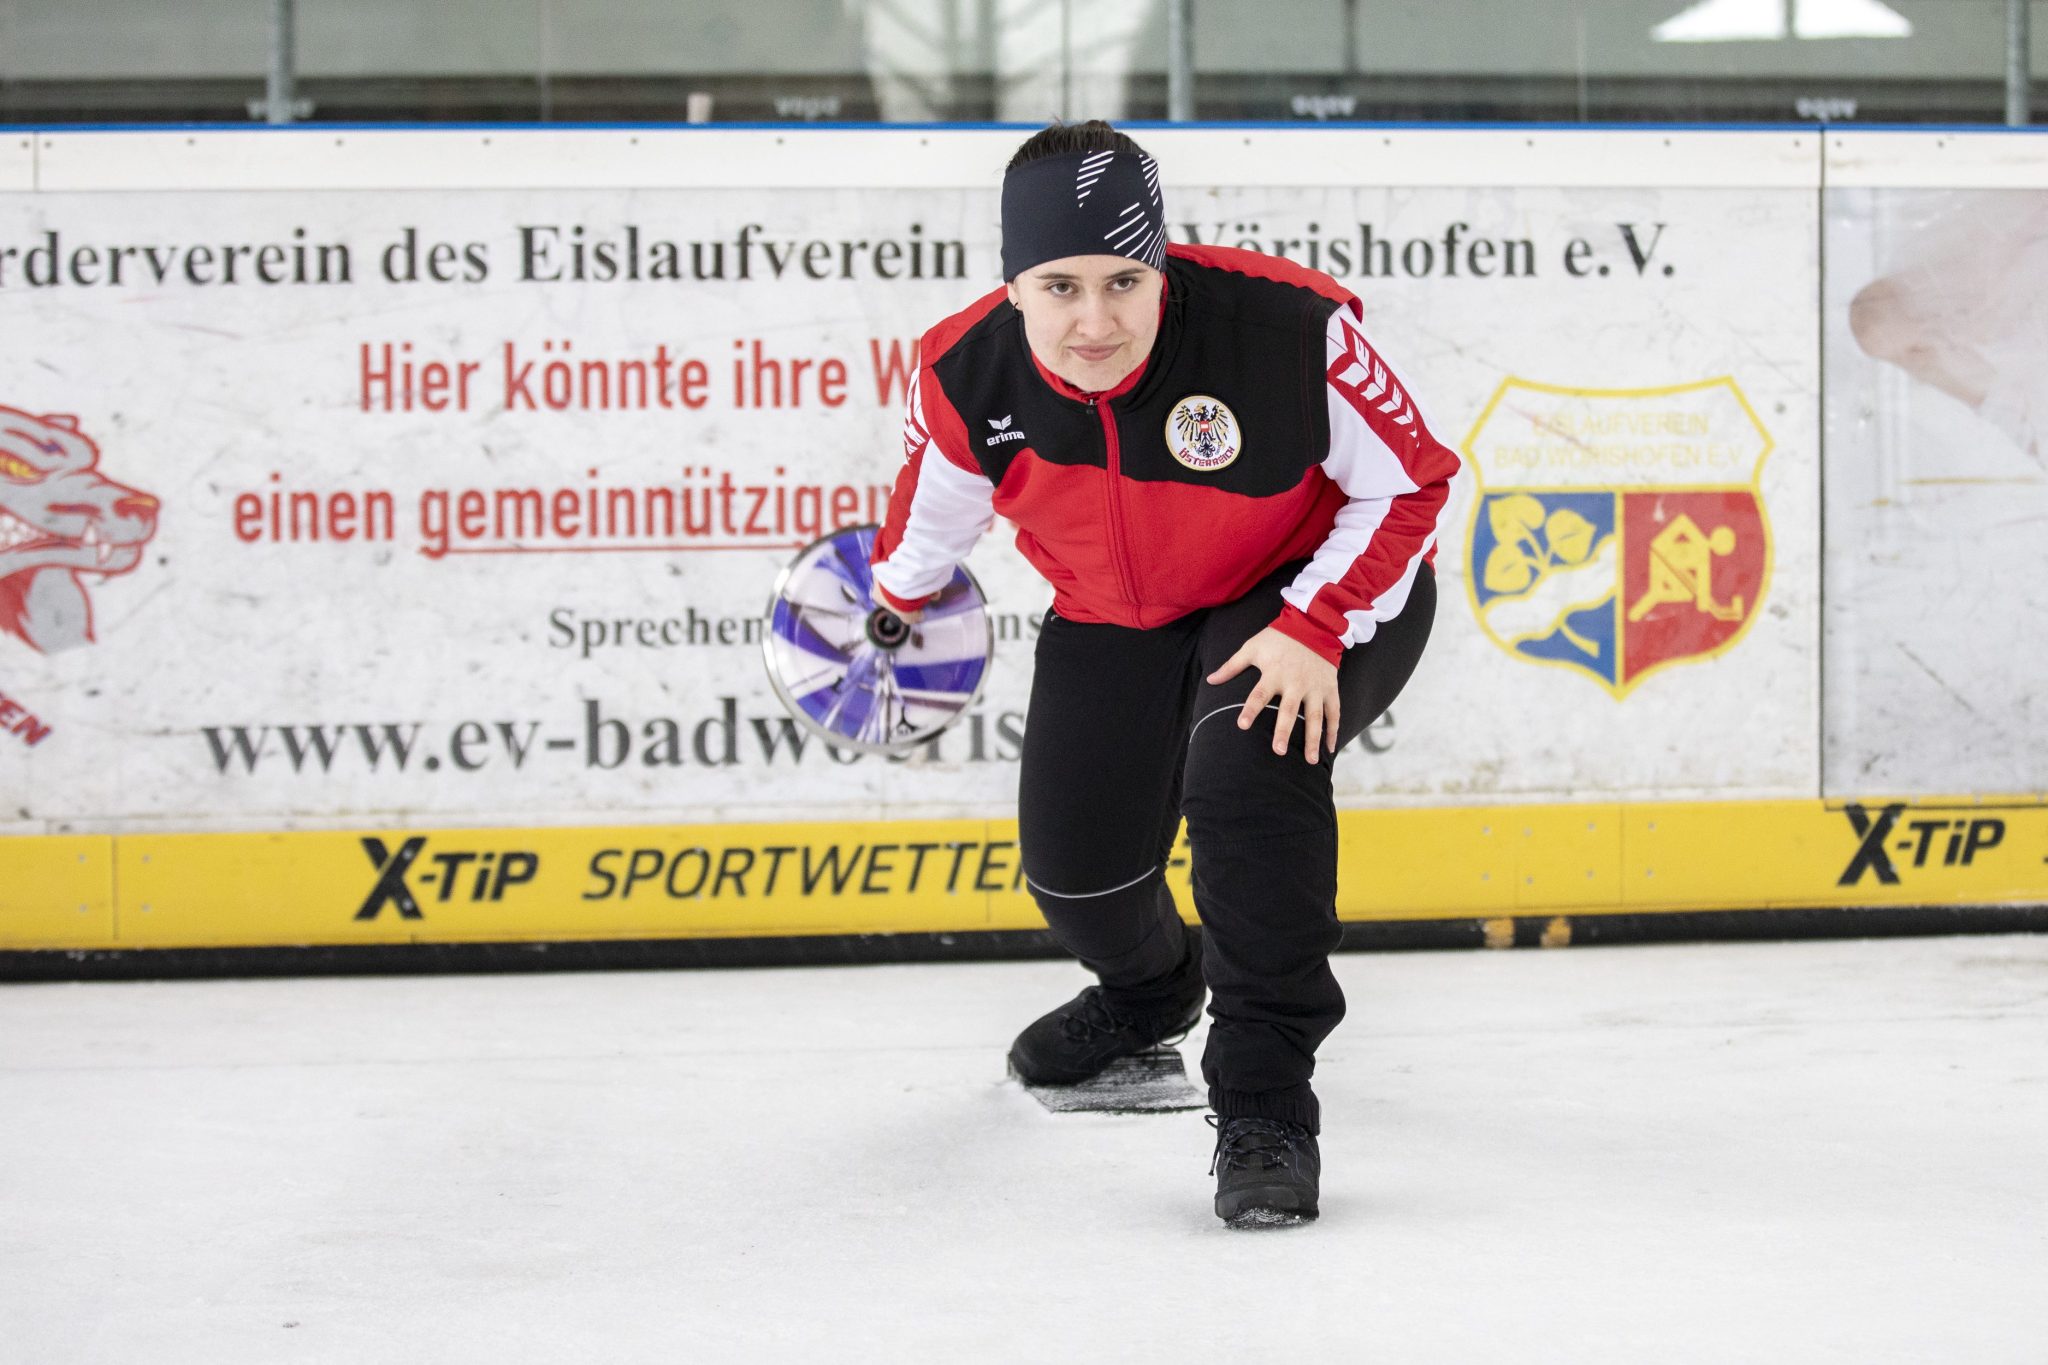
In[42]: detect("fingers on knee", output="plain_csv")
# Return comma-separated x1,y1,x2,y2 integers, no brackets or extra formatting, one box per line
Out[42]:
1188,704,1319,775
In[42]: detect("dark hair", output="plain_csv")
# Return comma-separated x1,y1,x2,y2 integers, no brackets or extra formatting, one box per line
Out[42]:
1006,119,1153,172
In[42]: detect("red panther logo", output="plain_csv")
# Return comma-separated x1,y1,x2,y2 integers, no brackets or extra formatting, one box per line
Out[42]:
0,407,160,653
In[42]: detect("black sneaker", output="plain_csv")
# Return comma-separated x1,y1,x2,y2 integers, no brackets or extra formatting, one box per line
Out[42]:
1210,1115,1320,1227
1006,983,1203,1086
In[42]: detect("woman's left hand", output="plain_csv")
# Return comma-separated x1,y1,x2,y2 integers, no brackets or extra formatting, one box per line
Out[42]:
1205,627,1341,764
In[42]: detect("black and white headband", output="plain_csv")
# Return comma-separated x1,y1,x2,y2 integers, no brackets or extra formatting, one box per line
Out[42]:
1000,149,1167,280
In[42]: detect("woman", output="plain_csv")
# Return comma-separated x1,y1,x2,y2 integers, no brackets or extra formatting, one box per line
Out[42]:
870,120,1459,1226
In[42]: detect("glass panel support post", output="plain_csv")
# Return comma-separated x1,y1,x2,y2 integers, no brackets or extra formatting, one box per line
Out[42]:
265,0,297,125
1167,0,1194,121
2008,0,2032,126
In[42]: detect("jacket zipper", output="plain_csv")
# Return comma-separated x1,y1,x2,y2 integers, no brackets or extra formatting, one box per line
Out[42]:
1091,397,1141,610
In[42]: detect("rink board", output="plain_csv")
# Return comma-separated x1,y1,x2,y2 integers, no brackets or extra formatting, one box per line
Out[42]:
3,796,2043,955
0,834,114,949
5,129,2048,972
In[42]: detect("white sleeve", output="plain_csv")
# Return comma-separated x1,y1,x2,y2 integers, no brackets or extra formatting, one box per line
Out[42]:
1276,304,1461,652
871,364,996,607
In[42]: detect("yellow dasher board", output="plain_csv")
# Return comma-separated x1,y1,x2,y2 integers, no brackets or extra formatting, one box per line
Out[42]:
3,796,2043,954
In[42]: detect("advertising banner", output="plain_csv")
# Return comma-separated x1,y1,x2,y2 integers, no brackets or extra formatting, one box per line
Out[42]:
1823,134,2048,798
14,794,2045,952
0,132,1820,840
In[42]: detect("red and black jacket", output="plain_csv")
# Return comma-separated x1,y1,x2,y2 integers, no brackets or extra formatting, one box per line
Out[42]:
871,242,1461,664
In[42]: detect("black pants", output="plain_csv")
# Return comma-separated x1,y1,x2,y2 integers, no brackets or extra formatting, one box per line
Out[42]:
1017,560,1436,1133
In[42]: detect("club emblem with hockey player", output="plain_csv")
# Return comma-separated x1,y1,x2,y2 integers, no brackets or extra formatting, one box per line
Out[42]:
1461,377,1772,697
1166,395,1240,472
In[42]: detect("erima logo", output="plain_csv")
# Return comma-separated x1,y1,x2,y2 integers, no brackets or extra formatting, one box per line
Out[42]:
985,415,1026,446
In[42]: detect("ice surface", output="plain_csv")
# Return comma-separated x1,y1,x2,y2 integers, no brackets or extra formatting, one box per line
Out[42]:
2,934,2045,1364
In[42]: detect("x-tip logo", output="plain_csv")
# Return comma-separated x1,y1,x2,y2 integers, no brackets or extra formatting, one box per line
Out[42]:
356,837,541,919
1837,804,2007,887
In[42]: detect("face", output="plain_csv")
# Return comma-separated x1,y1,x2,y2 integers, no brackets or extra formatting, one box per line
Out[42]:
1006,254,1163,392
